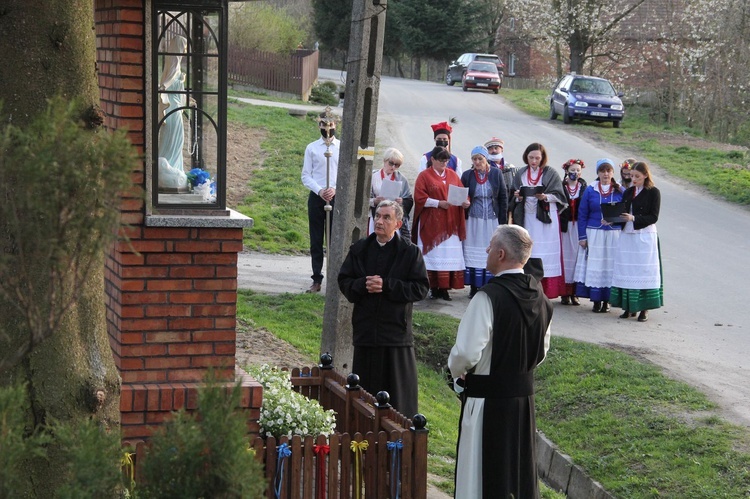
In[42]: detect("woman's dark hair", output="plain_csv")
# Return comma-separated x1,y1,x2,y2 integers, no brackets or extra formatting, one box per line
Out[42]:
522,143,548,167
596,161,620,191
632,161,655,189
430,146,451,163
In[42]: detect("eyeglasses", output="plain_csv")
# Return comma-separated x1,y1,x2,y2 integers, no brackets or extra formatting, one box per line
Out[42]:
387,160,402,168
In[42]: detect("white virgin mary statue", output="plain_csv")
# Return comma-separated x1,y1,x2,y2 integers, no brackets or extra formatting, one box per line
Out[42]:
158,35,189,191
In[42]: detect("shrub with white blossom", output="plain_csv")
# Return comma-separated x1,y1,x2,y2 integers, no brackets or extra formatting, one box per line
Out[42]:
248,364,337,439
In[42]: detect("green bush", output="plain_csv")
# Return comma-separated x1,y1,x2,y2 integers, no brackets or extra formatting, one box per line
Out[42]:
0,384,50,496
309,84,339,106
138,374,266,498
319,81,338,93
229,3,307,54
53,419,126,499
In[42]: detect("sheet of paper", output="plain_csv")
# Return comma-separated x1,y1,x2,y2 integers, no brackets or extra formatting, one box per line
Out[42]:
448,185,469,206
379,179,402,200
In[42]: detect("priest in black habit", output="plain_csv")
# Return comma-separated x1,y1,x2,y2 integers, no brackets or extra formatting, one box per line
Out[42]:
338,200,430,419
448,224,553,499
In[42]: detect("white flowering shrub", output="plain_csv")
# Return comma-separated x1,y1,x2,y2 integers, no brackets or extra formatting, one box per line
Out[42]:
248,364,337,439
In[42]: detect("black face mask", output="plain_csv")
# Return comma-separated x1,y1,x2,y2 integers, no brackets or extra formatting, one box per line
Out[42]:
320,128,335,139
622,177,632,184
568,172,578,181
435,139,449,147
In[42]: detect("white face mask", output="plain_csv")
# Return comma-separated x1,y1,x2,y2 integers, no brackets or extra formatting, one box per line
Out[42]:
488,153,503,161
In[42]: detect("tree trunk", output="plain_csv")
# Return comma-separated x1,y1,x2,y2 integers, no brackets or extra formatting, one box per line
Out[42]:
0,0,121,495
568,29,588,74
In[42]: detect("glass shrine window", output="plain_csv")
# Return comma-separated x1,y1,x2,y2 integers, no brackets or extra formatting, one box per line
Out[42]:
152,2,227,210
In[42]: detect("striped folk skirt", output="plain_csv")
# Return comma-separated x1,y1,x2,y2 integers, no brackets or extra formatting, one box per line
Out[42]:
611,231,663,311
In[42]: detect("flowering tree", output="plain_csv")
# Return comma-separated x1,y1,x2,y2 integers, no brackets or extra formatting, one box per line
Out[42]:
510,0,648,75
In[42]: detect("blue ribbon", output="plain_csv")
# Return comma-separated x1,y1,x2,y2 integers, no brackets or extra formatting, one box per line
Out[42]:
387,440,403,498
274,442,292,499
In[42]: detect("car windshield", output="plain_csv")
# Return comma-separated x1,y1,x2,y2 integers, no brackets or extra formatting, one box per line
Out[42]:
475,55,498,63
468,62,498,74
569,78,616,96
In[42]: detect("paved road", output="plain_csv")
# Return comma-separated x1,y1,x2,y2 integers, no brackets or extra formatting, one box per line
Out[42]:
288,69,749,427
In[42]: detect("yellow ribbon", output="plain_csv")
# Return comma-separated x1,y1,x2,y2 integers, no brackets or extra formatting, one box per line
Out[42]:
121,451,136,489
350,440,369,499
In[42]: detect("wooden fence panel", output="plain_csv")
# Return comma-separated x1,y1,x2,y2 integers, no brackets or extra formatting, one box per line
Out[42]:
302,435,314,498
228,46,319,100
328,433,340,499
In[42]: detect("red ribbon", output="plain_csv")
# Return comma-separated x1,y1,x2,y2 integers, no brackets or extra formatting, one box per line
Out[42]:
313,444,330,499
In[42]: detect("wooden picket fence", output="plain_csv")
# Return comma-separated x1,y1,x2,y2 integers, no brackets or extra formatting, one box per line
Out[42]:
122,361,429,498
228,46,319,100
249,363,428,498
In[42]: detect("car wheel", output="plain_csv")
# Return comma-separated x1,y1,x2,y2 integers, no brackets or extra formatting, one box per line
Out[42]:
563,105,572,124
613,120,621,129
493,88,499,94
549,102,558,120
446,71,455,86
462,84,468,92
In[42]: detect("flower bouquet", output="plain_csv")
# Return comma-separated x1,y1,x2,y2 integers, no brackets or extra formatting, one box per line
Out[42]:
187,168,210,187
248,364,337,439
187,168,216,202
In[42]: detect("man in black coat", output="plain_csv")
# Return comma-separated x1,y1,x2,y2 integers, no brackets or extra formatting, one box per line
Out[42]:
338,200,430,418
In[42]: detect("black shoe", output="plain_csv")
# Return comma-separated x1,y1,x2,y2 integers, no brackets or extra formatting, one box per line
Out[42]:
570,296,580,306
469,286,478,299
638,310,649,322
561,295,571,305
619,310,631,319
592,301,601,313
430,288,439,299
440,289,452,301
600,301,611,313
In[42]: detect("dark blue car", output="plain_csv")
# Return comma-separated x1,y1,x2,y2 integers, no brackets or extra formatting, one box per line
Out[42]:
550,74,625,128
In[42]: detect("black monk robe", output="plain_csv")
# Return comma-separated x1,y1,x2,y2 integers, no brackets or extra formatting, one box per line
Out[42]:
449,270,552,498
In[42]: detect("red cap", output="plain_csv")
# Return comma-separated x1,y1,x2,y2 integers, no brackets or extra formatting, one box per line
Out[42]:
431,121,452,137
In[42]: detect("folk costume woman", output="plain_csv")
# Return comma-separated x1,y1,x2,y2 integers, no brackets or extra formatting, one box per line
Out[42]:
510,143,567,299
418,121,463,175
611,161,663,322
369,147,414,240
460,146,508,298
413,146,470,301
573,159,623,313
559,159,587,305
620,158,636,189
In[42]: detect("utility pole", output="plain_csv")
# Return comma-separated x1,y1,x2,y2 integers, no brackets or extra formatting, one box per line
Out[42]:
321,0,388,372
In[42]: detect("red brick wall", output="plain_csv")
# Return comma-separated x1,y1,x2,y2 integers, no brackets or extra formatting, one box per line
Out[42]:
94,0,261,440
107,227,242,384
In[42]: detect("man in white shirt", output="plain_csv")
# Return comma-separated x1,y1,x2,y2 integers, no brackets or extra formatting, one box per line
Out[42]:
301,112,340,293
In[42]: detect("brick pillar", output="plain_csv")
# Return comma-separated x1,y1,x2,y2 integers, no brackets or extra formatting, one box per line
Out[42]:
95,0,260,440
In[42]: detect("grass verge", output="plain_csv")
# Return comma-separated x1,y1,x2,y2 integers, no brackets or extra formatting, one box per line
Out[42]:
237,291,750,497
500,88,750,206
228,101,321,253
